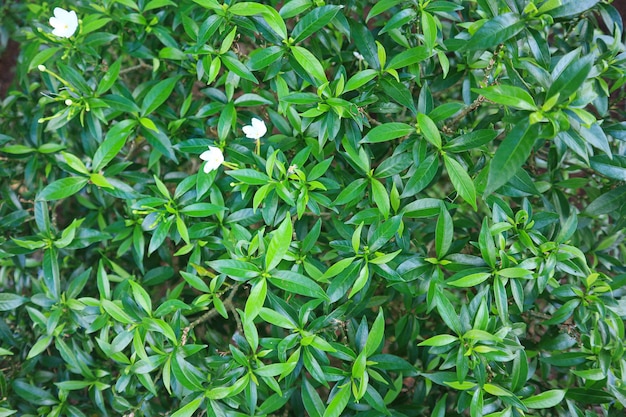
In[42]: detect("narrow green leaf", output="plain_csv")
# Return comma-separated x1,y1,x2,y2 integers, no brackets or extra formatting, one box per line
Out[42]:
418,334,458,347
444,154,477,210
292,5,342,43
386,46,431,70
435,205,453,258
417,113,441,149
475,85,537,111
584,185,626,216
93,119,137,172
485,120,535,195
464,13,526,50
269,270,328,300
435,288,461,335
141,77,180,116
171,397,203,417
244,278,267,321
365,309,385,356
266,215,293,271
291,46,327,84
361,123,414,144
522,390,566,409
38,177,89,201
323,383,351,417
0,294,28,311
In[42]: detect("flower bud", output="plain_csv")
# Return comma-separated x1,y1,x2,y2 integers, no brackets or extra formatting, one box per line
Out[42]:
38,65,47,72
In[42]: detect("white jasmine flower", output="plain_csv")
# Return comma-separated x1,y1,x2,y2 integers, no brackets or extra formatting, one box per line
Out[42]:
200,146,224,174
242,118,267,140
49,8,78,38
353,51,364,61
65,99,73,106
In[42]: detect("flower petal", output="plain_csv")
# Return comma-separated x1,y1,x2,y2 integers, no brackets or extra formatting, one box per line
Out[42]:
199,150,213,161
242,125,256,139
252,118,267,136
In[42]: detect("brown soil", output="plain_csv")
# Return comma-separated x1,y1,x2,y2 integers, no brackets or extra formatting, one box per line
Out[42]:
0,39,19,99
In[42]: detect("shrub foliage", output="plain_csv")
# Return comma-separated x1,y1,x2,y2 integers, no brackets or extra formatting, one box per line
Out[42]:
1,0,626,416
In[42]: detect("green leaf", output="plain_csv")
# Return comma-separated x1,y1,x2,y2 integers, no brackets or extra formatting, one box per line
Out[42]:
180,271,210,292
444,154,477,210
590,155,626,181
543,299,580,325
463,13,526,51
0,144,35,154
179,203,226,217
435,205,453,258
522,390,566,409
418,334,459,347
444,130,498,152
371,179,390,219
266,215,293,271
421,12,437,51
28,47,61,72
483,383,515,397
226,169,270,185
323,383,351,417
361,123,414,143
485,120,535,195
259,307,297,329
38,177,89,201
89,173,114,189
344,69,378,93
0,293,28,311
93,119,137,172
302,378,326,417
222,54,259,83
101,299,135,324
584,185,626,216
417,113,441,149
435,288,462,335
171,397,203,417
291,46,327,84
447,271,492,287
386,46,431,70
244,278,267,321
209,259,261,280
367,0,403,21
547,52,593,101
141,77,180,116
96,58,122,95
269,270,328,300
402,198,443,218
365,309,385,356
12,380,57,406
401,154,438,198
547,0,600,18
381,77,416,113
247,46,285,71
475,85,537,111
292,5,342,43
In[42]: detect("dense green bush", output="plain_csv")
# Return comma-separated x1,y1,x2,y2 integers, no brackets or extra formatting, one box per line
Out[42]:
1,0,626,415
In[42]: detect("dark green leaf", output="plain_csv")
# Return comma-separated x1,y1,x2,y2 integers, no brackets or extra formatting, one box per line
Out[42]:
38,177,89,201
485,120,536,194
292,6,342,43
463,13,526,50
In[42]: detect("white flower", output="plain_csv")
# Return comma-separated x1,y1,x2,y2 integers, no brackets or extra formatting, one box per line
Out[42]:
65,99,73,106
200,146,224,174
38,64,47,72
242,118,267,140
49,8,78,38
353,51,364,61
